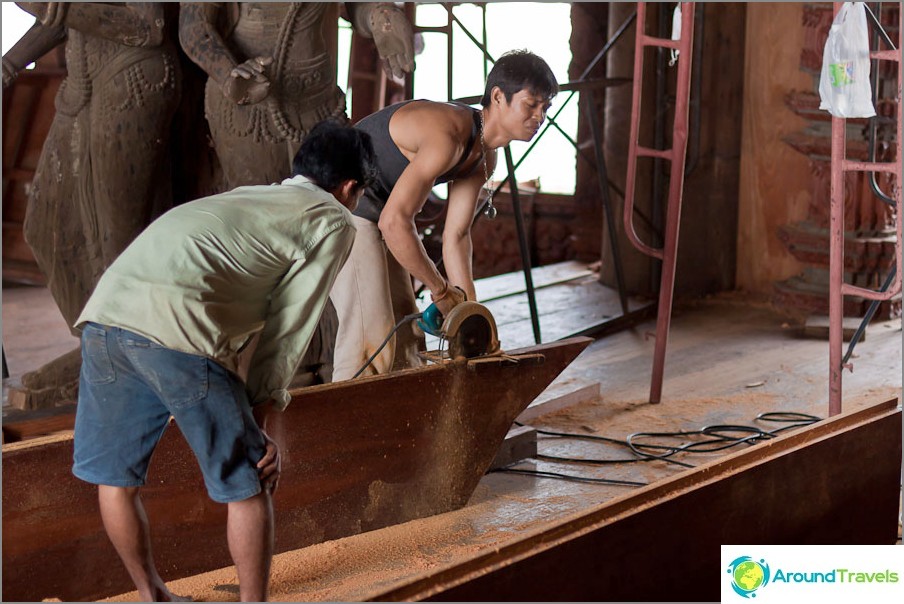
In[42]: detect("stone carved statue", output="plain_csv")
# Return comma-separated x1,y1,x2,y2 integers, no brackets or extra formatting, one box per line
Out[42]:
3,3,181,406
178,2,414,189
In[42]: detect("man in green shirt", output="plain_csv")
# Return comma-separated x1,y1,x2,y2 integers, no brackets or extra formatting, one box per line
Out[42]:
72,121,376,602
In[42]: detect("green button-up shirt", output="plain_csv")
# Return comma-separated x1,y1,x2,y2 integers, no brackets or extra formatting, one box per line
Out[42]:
77,175,356,410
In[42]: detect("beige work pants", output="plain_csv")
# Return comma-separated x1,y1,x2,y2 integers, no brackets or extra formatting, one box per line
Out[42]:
330,216,424,381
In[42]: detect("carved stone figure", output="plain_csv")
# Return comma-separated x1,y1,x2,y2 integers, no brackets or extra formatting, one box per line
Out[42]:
3,3,181,406
178,2,414,189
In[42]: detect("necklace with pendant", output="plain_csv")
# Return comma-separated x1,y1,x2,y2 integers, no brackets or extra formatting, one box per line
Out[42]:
478,109,497,220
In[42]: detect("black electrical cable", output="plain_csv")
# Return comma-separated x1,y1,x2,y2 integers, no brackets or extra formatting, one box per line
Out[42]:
352,312,423,379
502,411,822,486
513,422,696,468
489,467,647,488
536,452,696,469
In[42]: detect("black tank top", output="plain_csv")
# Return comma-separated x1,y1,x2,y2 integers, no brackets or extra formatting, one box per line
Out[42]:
353,100,483,223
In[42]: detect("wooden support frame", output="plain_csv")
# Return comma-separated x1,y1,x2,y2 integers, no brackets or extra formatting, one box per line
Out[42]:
2,337,591,602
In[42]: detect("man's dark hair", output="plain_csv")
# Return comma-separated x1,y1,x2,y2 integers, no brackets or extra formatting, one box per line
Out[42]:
480,49,558,108
293,120,378,191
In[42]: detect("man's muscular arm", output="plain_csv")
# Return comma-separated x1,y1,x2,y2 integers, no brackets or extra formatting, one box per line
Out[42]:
378,133,464,312
443,172,488,302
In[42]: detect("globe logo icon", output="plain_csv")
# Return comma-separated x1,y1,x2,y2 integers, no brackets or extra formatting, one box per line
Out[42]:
727,556,770,598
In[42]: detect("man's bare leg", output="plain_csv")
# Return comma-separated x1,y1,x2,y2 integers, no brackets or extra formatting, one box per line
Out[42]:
98,485,191,602
227,490,274,602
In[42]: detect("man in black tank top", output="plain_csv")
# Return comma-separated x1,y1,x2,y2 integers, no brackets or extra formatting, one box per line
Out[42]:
330,50,558,380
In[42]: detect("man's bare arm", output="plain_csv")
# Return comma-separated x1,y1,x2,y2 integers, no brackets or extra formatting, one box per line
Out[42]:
378,134,461,300
443,174,486,302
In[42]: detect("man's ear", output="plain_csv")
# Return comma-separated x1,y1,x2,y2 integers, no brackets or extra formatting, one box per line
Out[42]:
338,179,360,208
340,179,358,199
491,86,506,107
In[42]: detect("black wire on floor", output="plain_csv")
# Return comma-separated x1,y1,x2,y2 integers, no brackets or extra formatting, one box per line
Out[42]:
493,411,822,487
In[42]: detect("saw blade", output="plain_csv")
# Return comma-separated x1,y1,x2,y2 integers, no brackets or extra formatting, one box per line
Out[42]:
448,313,493,359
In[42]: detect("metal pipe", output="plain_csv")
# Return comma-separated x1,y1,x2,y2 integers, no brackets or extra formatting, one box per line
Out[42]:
621,2,696,402
652,4,670,292
827,2,848,416
446,4,453,101
505,146,542,344
828,3,903,416
648,2,695,404
481,4,488,82
623,3,659,259
586,89,629,314
684,5,704,177
866,2,895,205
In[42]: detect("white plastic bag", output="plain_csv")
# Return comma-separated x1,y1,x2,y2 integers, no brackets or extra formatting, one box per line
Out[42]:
818,2,876,118
669,4,681,67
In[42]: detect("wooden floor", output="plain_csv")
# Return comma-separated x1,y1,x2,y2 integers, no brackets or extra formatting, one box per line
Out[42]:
3,262,902,601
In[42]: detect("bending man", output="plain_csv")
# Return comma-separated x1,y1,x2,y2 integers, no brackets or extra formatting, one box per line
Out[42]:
71,121,376,602
331,49,558,380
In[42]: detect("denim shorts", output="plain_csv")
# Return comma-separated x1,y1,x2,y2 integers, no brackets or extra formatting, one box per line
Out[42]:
72,323,266,503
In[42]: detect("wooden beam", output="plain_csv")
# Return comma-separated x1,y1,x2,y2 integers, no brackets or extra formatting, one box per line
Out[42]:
1,337,591,602
1,402,77,442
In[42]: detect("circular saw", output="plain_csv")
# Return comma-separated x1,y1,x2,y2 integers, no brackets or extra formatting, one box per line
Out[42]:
440,301,501,360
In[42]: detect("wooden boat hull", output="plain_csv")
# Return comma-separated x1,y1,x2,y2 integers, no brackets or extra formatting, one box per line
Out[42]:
2,337,591,602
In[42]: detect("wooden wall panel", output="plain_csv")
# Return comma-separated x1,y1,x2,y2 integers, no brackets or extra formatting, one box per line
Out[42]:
737,3,815,293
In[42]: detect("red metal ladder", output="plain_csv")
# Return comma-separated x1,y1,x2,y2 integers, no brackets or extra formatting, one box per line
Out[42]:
622,2,696,403
828,3,902,416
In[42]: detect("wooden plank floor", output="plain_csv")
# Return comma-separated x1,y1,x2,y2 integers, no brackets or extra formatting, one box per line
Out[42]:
3,263,902,601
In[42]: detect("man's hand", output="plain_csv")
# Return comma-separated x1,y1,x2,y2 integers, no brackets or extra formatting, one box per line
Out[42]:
222,56,272,105
256,430,281,494
433,284,466,318
369,5,414,80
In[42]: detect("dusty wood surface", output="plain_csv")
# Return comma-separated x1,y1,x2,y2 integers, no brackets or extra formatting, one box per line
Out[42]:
380,400,903,601
1,338,590,602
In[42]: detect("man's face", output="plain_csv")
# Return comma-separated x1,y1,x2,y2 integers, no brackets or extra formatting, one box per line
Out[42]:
500,89,552,142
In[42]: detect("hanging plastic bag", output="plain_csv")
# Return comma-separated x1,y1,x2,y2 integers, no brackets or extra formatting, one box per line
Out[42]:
818,2,876,118
669,4,682,67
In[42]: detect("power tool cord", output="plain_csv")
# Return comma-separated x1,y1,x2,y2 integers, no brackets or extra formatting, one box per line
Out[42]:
352,312,424,379
492,411,821,486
